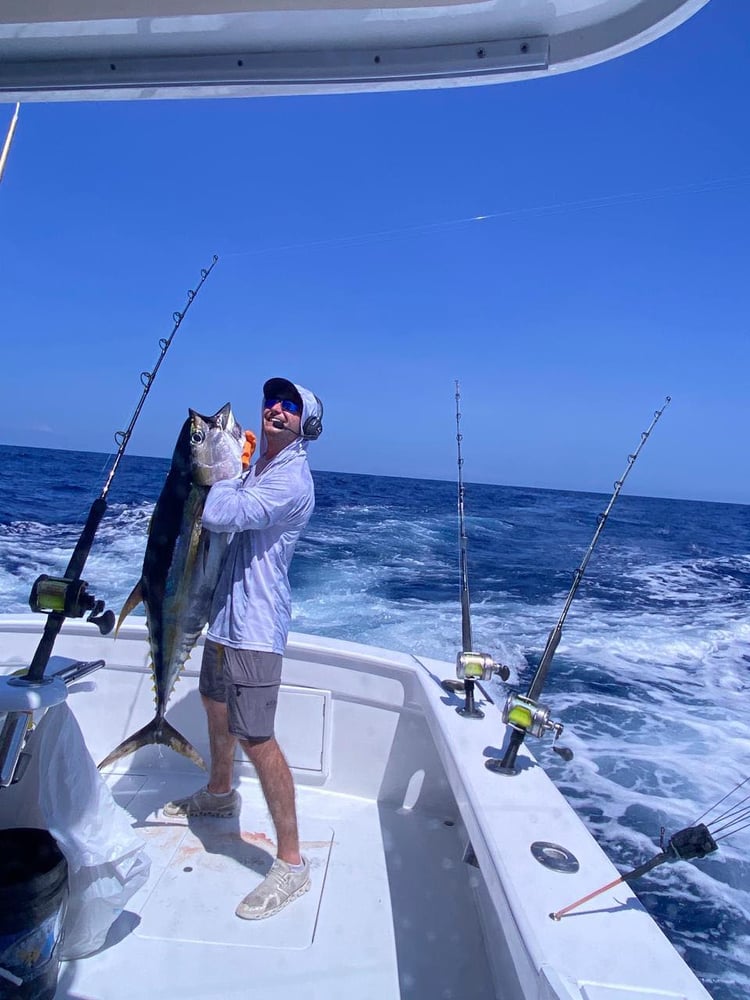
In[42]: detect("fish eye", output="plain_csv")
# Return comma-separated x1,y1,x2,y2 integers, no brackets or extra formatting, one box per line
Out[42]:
190,429,206,445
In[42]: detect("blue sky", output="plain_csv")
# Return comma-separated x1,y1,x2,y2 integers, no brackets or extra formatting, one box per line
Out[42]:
1,1,748,504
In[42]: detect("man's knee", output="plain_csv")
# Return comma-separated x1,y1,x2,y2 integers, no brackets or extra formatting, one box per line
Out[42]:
240,735,276,762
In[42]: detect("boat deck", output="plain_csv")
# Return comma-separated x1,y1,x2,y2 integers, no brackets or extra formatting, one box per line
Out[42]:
58,771,496,1000
0,617,715,1000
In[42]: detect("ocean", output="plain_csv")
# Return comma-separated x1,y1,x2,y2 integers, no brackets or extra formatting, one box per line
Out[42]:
1,442,748,999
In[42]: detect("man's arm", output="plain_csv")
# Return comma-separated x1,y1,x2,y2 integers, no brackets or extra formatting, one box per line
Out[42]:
202,473,305,533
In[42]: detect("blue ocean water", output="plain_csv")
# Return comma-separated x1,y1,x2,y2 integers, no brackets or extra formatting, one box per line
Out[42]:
1,442,749,999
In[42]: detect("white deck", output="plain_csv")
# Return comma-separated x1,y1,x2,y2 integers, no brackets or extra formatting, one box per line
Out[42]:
0,614,713,1000
55,774,495,1000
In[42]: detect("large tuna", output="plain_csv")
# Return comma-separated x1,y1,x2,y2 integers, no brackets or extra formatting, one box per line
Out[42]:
99,403,245,770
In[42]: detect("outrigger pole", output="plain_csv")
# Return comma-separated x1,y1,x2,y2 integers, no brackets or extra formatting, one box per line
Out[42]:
488,396,672,775
23,255,219,684
0,102,20,187
443,380,508,718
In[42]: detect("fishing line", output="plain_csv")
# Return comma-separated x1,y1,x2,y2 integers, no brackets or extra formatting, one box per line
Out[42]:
220,172,750,259
691,775,750,841
704,796,750,831
693,773,750,826
711,816,750,841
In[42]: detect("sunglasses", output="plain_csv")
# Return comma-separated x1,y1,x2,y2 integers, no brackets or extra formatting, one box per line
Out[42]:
264,397,301,415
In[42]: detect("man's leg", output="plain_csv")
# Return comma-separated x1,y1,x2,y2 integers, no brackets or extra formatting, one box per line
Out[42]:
162,641,240,818
240,736,300,865
200,640,237,792
203,695,237,795
234,735,310,920
227,650,311,919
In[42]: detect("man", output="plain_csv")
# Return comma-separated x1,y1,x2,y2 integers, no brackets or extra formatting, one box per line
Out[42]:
163,377,323,920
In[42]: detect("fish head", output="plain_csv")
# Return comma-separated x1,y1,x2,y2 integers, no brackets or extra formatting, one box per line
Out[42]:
188,403,244,486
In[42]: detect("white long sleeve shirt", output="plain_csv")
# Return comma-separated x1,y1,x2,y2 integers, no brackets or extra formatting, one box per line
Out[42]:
202,388,318,652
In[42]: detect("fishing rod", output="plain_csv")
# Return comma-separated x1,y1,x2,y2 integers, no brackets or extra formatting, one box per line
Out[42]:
549,769,750,920
457,378,472,655
22,255,219,685
444,380,508,719
488,396,671,775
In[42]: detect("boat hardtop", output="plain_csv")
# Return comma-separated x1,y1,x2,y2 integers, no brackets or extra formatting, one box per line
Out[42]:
0,0,710,101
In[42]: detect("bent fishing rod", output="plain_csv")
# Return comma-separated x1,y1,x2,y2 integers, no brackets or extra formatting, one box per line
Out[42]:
488,395,671,775
23,255,219,685
444,381,509,719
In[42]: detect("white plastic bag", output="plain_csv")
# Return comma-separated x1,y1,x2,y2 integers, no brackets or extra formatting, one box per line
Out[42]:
60,850,151,959
6,702,151,959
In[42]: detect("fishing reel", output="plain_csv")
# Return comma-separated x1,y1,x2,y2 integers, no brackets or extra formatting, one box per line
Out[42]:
456,651,510,683
29,575,116,636
443,651,511,721
502,691,564,740
486,691,571,776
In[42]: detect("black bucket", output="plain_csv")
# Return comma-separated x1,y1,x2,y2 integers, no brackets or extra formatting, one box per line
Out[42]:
0,829,68,1000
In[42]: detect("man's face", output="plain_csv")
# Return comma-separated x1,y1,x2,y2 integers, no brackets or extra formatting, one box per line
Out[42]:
263,396,302,442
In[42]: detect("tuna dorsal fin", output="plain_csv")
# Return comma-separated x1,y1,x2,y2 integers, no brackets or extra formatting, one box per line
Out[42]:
115,580,144,637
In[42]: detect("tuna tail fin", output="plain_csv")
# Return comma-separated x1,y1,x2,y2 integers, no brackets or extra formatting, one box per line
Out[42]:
115,580,144,637
98,716,207,771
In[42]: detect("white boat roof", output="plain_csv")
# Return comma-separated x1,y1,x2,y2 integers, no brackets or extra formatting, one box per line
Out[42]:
0,0,709,101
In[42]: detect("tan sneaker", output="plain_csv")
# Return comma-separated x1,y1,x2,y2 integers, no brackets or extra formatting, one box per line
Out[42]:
235,857,311,920
162,786,240,819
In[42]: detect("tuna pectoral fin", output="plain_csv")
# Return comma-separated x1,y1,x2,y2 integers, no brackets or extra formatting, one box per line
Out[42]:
98,716,207,771
115,581,144,637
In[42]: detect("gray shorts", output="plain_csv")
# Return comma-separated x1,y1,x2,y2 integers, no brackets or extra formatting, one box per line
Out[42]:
199,639,283,741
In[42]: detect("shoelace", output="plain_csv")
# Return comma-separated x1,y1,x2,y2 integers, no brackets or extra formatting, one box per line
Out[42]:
265,862,305,893
267,863,293,890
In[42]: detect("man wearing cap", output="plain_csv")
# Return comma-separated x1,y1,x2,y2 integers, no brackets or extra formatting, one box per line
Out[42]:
163,378,323,920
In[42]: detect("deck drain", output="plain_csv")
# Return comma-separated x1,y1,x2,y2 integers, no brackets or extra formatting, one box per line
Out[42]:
530,841,579,873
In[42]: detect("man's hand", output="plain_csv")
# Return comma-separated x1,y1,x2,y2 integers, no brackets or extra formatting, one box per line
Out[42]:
241,430,257,470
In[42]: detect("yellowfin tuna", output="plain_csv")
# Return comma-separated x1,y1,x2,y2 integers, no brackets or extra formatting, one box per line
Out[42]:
99,403,245,770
